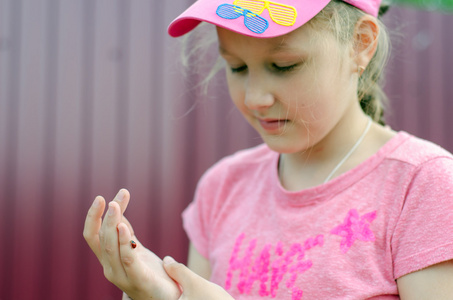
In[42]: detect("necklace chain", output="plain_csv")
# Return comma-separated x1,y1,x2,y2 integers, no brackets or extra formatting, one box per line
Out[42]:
324,117,373,183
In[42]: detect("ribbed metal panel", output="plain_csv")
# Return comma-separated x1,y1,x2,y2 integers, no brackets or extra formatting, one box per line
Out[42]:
0,1,451,299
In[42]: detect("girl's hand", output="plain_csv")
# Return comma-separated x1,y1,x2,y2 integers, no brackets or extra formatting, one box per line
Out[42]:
163,256,234,300
83,189,181,300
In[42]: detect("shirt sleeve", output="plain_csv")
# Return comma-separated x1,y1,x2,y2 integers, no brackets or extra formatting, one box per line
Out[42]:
182,177,211,259
392,157,453,279
182,160,228,259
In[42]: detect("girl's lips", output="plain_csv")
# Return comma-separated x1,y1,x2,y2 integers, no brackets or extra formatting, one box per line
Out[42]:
258,119,289,131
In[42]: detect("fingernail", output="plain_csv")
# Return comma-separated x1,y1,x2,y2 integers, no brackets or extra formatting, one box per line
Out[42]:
93,197,100,208
163,256,176,264
108,202,114,216
115,189,125,202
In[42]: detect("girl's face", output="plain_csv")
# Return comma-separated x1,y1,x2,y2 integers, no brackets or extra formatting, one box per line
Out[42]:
217,24,364,155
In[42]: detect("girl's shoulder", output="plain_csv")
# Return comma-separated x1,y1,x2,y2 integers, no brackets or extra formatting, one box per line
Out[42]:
387,131,453,166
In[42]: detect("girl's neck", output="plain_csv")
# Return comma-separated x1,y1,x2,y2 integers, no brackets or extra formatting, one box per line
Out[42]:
278,116,395,191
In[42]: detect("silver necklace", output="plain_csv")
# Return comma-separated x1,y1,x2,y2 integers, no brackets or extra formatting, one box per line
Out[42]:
324,117,372,183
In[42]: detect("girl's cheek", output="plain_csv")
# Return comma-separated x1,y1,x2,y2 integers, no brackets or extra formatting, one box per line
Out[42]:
229,87,246,107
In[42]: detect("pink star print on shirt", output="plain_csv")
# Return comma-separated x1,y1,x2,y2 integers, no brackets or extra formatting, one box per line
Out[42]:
330,209,377,253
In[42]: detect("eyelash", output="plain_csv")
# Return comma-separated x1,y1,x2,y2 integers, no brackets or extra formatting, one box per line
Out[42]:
230,63,298,74
230,65,248,73
273,63,298,73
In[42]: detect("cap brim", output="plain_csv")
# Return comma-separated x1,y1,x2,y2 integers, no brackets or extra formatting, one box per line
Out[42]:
168,0,332,38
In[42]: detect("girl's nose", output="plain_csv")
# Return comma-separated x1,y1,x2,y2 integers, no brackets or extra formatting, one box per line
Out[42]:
244,77,274,110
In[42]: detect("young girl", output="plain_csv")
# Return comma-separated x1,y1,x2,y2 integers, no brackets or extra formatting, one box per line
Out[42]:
84,0,453,299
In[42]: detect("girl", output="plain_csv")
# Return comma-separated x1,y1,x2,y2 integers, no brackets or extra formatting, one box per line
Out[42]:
84,0,453,299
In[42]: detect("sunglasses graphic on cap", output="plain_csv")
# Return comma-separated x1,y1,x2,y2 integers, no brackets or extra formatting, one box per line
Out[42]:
233,0,297,26
216,3,269,34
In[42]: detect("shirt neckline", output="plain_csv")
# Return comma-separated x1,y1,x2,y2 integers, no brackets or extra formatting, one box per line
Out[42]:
270,131,411,206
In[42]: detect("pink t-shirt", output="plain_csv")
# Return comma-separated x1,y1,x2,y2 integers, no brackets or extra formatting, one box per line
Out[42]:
183,132,453,299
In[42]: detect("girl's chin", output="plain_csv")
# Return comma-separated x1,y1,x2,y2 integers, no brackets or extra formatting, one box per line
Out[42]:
260,137,307,154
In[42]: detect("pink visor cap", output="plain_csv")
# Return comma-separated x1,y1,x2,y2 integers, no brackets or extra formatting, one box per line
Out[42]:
168,0,381,38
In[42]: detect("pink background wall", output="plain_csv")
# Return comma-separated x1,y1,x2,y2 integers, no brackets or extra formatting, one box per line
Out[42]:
0,1,452,299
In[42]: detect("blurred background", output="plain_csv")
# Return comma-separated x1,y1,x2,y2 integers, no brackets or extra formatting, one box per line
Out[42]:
0,0,452,299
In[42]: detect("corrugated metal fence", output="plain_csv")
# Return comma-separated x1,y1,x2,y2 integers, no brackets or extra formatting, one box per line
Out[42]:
0,1,452,299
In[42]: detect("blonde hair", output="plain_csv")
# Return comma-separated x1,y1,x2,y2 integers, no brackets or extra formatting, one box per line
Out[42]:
179,23,223,94
308,0,391,125
180,1,391,124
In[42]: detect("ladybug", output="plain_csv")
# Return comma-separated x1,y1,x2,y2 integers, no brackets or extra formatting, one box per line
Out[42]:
130,240,137,249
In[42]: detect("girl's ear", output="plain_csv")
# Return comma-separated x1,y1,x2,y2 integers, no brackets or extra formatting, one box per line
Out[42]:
352,16,379,71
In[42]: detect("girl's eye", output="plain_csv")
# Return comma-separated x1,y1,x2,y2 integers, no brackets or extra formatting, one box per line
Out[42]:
230,65,247,73
272,63,298,73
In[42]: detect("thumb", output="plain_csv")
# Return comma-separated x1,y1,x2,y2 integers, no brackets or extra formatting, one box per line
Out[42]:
163,256,201,293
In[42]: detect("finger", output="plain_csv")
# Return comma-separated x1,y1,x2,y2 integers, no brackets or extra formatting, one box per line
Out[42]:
112,189,134,236
83,196,106,260
113,188,130,215
163,256,200,292
117,223,151,279
118,226,182,299
100,201,126,279
118,222,146,283
118,222,135,261
122,216,135,238
164,257,233,299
